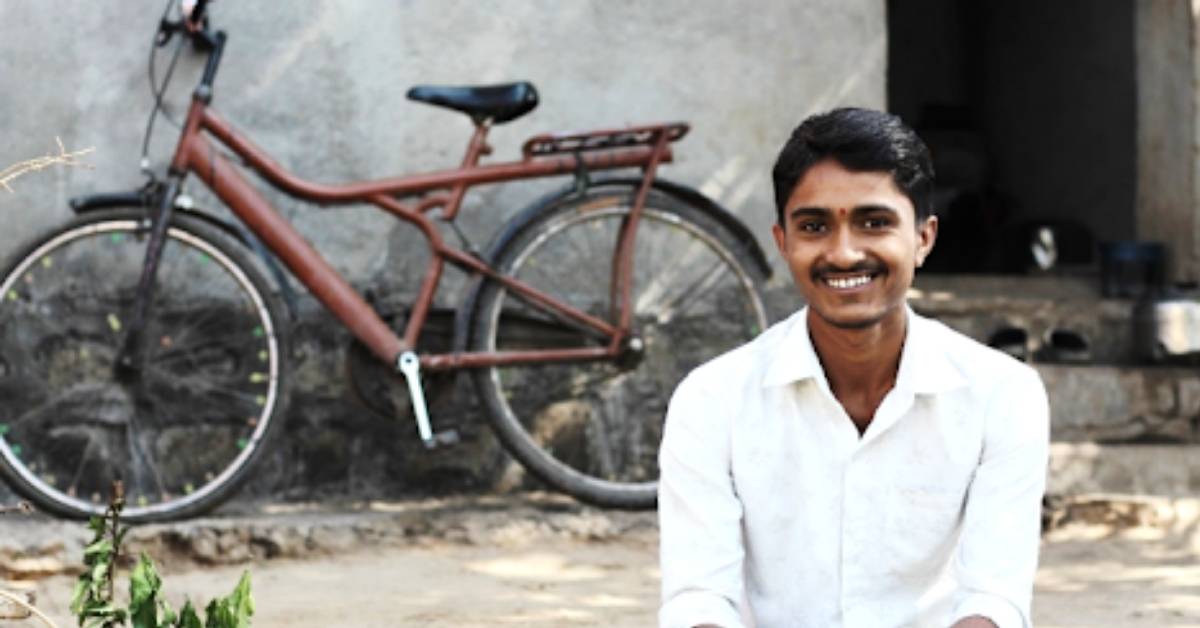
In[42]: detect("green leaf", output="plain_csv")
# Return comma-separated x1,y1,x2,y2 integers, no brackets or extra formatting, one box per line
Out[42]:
175,600,203,628
84,537,114,556
130,554,164,628
159,601,178,628
80,603,127,625
69,578,88,614
90,561,109,586
204,571,253,628
203,598,220,628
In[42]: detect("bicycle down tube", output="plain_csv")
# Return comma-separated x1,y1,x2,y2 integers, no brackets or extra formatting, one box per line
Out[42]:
170,99,679,371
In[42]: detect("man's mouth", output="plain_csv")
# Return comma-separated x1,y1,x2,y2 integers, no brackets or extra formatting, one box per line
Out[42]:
815,269,882,290
825,274,873,289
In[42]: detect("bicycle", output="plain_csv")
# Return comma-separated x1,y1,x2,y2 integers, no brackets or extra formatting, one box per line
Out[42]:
0,0,771,522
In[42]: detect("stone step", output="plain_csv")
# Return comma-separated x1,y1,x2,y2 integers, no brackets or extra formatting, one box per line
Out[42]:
1038,365,1200,443
1049,443,1200,496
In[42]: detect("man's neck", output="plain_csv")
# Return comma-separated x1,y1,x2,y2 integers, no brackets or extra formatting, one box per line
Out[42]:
807,307,907,433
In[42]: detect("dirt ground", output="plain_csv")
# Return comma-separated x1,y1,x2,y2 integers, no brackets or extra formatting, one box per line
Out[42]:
18,516,1200,628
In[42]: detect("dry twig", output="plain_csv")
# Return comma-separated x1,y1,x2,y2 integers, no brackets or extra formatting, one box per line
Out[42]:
0,138,95,193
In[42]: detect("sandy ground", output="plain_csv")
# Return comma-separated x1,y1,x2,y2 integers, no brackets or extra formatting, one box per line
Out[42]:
14,518,1199,628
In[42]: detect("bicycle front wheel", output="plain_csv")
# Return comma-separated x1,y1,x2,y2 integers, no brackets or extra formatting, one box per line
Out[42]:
0,209,289,522
470,185,768,508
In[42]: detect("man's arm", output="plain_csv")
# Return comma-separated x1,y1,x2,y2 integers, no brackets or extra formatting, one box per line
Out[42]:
658,374,746,628
951,366,1050,628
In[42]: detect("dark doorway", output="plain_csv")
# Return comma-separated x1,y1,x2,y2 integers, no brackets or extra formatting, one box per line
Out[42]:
887,0,1136,274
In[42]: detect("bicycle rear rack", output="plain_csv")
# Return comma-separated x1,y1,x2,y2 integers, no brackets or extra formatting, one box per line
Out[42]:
522,122,689,159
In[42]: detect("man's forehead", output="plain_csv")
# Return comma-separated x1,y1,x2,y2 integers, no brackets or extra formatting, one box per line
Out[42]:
791,161,899,194
785,160,912,214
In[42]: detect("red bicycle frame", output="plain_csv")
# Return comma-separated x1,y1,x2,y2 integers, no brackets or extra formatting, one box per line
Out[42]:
169,97,687,371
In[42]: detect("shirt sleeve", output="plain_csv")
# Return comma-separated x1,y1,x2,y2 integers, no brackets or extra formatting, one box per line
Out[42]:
951,365,1050,628
658,372,747,628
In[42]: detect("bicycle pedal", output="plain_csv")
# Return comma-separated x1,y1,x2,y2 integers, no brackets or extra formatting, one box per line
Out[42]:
423,430,460,449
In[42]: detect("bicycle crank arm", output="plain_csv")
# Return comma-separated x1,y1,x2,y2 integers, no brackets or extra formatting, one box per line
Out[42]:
397,352,459,449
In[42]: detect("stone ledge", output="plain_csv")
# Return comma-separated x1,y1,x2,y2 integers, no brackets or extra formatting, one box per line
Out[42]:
0,493,657,581
1037,365,1200,442
1049,443,1200,495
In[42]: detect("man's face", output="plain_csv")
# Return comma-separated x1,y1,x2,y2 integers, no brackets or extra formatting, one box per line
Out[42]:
772,158,937,330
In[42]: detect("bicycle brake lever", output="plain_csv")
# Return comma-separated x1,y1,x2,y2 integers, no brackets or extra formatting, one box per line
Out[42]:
156,19,183,47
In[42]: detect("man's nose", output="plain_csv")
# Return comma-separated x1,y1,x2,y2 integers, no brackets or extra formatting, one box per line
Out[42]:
824,227,866,268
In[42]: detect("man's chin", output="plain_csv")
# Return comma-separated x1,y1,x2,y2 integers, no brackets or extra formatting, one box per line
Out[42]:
807,305,897,331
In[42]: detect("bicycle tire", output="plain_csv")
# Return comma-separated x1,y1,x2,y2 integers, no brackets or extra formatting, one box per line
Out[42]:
469,184,769,508
0,208,290,522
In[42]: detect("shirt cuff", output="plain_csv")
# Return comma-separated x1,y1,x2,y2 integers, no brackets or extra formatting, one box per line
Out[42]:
659,590,745,628
953,592,1026,628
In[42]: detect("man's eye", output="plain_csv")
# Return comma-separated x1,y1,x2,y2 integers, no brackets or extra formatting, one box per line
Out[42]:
798,221,825,233
863,217,891,229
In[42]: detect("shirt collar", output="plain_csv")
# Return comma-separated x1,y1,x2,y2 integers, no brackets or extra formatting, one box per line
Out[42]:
762,305,968,395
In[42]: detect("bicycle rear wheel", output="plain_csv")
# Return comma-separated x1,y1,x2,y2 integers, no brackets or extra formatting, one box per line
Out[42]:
470,185,768,508
0,209,289,522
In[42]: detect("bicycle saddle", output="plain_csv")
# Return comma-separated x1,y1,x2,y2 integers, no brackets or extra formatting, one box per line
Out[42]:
406,82,539,124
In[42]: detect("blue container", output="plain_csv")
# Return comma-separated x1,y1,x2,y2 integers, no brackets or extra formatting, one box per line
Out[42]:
1098,241,1166,299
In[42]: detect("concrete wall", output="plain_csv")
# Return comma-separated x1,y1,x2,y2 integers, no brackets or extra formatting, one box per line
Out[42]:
0,1,884,503
1135,0,1198,282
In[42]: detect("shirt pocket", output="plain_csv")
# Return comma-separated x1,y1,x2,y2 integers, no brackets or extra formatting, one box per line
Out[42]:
883,484,966,577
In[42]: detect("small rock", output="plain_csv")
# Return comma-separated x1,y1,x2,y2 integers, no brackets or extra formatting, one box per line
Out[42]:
189,529,220,564
0,550,67,579
309,525,358,553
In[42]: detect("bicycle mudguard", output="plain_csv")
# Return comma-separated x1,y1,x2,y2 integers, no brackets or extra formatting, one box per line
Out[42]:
487,176,772,277
450,176,773,352
69,189,152,212
68,192,299,319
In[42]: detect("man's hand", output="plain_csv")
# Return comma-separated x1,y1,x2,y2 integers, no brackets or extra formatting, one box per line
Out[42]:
951,616,998,628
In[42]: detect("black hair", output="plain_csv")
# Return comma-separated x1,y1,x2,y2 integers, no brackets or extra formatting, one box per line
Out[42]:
771,107,935,225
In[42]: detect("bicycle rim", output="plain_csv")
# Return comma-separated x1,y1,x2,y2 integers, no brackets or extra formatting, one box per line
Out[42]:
473,195,768,507
0,218,283,520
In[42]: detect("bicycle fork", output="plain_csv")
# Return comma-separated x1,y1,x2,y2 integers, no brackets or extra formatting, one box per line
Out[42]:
116,175,182,377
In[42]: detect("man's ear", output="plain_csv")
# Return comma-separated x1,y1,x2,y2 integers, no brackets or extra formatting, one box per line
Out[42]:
772,222,786,256
915,215,938,267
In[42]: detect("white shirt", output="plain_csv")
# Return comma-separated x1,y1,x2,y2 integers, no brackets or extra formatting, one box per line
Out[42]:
658,307,1049,628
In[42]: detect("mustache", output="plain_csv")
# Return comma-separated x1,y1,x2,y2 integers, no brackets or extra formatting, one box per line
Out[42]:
810,262,884,279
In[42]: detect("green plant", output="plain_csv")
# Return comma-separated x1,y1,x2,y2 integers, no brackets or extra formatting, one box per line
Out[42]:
70,482,254,628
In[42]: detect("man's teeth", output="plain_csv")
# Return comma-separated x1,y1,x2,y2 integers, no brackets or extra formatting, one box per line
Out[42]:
826,275,872,289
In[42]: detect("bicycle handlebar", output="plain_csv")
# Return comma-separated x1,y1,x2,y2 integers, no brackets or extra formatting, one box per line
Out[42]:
155,0,226,100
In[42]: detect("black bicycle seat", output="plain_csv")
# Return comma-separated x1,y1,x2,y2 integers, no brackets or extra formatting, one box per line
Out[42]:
406,82,539,124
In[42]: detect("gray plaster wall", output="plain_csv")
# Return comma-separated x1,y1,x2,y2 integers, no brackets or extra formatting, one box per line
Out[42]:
1135,0,1197,282
0,1,883,504
0,0,885,294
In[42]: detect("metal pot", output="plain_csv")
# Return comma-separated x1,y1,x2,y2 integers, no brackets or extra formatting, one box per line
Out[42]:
1133,295,1200,363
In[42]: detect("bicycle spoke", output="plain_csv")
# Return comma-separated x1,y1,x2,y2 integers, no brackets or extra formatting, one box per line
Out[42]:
126,404,169,503
637,258,732,324
0,217,287,521
7,383,129,430
145,371,266,411
65,438,98,500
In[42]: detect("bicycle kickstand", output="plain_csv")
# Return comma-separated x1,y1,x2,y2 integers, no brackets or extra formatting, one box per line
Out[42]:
397,351,459,449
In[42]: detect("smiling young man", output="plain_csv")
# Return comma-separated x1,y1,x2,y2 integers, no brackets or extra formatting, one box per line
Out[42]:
658,108,1049,628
